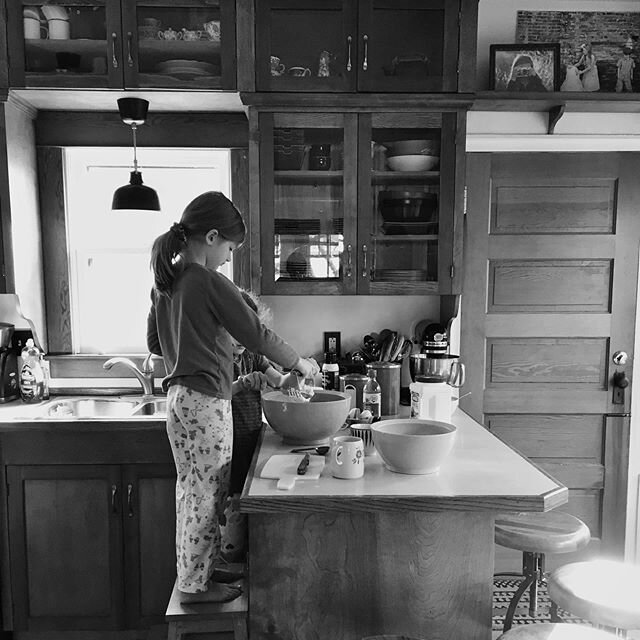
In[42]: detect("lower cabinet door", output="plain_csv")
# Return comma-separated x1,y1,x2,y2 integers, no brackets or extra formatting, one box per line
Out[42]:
7,464,124,631
122,463,177,628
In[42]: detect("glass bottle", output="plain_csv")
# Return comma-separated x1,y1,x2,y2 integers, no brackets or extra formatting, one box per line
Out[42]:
362,369,381,420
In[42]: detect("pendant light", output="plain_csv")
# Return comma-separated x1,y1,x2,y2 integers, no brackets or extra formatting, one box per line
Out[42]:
111,97,160,211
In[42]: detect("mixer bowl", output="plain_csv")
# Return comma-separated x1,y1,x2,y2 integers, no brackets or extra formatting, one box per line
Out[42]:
262,390,351,445
0,323,14,350
409,353,465,387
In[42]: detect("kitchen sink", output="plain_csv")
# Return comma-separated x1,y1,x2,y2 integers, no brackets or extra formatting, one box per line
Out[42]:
130,398,167,417
38,396,166,420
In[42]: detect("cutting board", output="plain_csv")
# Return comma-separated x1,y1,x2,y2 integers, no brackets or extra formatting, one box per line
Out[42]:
260,454,325,491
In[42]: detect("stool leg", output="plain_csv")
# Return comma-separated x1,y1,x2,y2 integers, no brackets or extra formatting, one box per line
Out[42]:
549,600,563,623
503,552,545,632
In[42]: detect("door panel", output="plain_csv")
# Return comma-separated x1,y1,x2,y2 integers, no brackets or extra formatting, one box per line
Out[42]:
7,464,123,630
463,153,640,569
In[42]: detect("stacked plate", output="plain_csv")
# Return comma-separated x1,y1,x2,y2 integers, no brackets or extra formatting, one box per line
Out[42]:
381,221,438,235
155,59,218,78
374,269,429,282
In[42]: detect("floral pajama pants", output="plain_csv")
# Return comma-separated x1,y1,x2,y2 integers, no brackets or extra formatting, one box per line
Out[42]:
166,384,233,593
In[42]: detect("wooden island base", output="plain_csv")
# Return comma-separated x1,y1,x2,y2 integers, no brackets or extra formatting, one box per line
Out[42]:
248,510,494,640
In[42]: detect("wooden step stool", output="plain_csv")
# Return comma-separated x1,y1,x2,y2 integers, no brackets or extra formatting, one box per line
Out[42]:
497,623,619,639
165,579,248,640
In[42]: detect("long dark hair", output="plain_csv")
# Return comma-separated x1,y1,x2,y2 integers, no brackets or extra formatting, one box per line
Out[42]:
150,191,246,295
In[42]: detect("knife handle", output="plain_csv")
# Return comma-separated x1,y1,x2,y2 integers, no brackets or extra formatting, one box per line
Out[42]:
297,453,310,475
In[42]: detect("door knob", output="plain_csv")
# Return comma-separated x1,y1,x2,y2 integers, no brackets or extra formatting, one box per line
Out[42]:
612,370,629,405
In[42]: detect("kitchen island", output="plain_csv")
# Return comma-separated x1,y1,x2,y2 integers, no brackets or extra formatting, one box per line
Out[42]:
240,409,567,640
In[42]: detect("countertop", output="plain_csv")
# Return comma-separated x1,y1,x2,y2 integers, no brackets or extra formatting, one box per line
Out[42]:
240,408,568,514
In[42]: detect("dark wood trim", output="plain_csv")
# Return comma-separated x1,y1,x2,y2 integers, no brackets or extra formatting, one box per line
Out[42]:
240,92,475,111
0,104,14,293
221,0,237,90
35,111,248,147
247,108,261,293
0,0,8,89
231,147,251,289
457,0,479,93
236,0,255,92
37,147,72,353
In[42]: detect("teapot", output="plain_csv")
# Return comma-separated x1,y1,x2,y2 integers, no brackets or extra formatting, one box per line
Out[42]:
181,28,201,41
158,27,182,40
203,20,220,41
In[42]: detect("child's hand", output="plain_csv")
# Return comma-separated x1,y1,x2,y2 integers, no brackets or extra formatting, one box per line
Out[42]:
239,371,268,392
293,357,320,378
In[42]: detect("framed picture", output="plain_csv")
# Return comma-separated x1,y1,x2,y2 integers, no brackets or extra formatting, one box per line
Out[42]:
489,43,561,92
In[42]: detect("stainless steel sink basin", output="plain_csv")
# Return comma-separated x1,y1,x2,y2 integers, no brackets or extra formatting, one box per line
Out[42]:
131,398,167,417
39,396,166,420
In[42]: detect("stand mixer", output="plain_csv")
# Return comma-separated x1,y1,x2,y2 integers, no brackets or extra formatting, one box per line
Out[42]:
408,323,465,420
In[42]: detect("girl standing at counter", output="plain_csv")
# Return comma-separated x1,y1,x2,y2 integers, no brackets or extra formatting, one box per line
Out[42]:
147,191,317,603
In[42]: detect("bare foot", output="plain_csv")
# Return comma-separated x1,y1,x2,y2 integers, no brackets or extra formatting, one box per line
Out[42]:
179,583,242,603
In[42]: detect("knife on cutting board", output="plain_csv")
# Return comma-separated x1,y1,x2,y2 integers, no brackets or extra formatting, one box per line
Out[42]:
260,454,325,490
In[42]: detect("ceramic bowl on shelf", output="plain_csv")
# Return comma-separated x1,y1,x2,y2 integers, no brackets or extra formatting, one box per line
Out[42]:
261,390,351,445
370,418,457,474
385,139,440,157
387,154,439,172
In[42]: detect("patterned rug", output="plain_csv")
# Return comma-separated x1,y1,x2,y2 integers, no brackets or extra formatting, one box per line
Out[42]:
492,576,588,633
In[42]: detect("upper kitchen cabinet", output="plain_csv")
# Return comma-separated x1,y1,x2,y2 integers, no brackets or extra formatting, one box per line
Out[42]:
253,0,478,93
253,110,464,295
6,0,236,90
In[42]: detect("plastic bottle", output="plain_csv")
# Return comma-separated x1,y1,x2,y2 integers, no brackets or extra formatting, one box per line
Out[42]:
321,352,339,391
19,339,45,403
362,369,381,420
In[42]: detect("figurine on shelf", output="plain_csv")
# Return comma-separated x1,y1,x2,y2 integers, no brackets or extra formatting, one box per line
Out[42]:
577,42,600,92
318,50,333,77
560,61,584,92
616,46,635,93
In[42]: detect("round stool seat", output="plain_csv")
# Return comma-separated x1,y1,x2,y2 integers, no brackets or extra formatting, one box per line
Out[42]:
497,623,618,639
495,512,591,554
548,560,640,630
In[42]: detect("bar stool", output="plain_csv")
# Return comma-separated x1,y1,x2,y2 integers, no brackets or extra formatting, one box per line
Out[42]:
547,559,640,637
495,511,591,631
497,623,619,639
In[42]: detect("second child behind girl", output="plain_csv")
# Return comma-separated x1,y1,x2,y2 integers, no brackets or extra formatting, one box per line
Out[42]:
147,191,317,603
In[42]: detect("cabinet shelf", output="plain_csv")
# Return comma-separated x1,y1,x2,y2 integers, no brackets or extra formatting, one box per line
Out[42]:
372,170,440,184
274,170,343,184
373,234,439,241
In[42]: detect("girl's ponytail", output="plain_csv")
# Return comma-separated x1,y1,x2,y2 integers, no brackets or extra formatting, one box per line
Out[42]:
150,223,187,295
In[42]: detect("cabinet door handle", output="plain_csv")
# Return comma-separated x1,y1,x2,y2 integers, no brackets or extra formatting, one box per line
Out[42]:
111,32,119,69
345,243,353,278
362,35,368,71
346,35,352,72
362,244,368,278
127,483,134,517
111,484,118,513
126,31,134,67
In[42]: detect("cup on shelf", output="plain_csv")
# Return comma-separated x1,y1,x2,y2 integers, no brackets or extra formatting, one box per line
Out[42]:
48,18,70,40
181,28,200,41
270,55,285,76
158,27,182,40
288,66,311,78
203,20,220,42
23,16,47,39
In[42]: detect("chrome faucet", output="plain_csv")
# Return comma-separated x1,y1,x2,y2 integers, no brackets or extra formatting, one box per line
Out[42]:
103,353,156,397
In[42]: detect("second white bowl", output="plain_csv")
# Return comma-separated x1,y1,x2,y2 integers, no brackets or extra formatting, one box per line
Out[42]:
387,154,439,172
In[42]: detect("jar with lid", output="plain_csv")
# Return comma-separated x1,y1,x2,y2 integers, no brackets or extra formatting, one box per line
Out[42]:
309,145,332,171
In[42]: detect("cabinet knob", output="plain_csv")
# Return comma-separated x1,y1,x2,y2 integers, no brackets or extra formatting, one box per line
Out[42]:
111,484,118,513
126,32,134,67
345,243,353,278
111,32,118,69
127,483,134,517
362,244,368,279
346,35,352,72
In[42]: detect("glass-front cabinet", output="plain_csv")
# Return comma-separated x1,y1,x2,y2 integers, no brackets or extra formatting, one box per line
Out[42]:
8,0,235,89
255,0,465,93
257,111,461,295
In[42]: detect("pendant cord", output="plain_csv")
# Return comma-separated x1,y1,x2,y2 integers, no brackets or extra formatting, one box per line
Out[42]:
131,123,138,172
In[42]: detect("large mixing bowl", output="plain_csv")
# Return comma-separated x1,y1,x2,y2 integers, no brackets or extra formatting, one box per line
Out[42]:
370,419,457,474
262,390,351,445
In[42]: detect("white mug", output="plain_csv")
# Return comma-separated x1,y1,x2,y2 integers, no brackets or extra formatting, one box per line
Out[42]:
24,16,47,39
48,18,70,40
330,435,364,479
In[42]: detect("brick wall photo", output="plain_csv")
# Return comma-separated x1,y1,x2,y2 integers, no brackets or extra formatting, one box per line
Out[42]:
516,11,640,92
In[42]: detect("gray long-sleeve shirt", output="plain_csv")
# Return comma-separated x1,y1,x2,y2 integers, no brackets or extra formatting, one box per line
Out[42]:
147,263,298,399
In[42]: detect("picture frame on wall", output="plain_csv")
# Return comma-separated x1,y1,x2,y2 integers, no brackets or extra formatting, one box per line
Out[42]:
489,43,561,92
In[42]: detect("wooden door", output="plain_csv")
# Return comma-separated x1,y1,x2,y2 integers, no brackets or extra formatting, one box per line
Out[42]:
6,464,124,630
254,0,357,92
357,0,460,92
122,463,176,628
462,153,640,570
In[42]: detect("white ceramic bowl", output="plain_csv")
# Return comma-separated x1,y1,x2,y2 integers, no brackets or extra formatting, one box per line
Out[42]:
370,418,457,474
262,390,351,445
387,154,439,172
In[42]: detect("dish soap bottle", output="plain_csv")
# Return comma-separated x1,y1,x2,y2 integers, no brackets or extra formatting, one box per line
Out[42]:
321,352,339,391
19,338,45,403
362,369,381,420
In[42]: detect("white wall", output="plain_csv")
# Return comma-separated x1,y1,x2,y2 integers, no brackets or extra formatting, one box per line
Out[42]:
263,294,441,386
476,0,640,91
4,99,46,347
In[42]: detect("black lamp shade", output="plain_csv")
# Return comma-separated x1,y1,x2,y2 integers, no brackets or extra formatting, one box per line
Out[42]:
111,171,160,211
